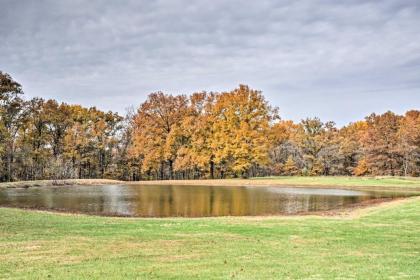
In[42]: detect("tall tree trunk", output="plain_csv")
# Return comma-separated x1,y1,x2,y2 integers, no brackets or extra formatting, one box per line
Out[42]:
210,160,214,179
168,159,173,180
160,162,164,180
6,142,14,182
100,150,105,178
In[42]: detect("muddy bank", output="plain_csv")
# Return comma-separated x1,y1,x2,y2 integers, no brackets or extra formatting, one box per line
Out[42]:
0,179,123,189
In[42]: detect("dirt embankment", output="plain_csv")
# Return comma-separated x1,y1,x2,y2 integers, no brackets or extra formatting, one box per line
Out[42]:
0,179,123,189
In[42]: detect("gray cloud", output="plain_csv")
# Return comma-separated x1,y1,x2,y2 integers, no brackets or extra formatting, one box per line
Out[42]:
1,0,419,125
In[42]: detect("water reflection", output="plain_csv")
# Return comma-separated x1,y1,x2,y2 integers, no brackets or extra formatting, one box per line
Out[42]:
0,185,416,217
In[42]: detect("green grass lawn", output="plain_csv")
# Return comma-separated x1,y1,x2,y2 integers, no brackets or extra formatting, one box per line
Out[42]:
1,197,419,279
249,176,420,188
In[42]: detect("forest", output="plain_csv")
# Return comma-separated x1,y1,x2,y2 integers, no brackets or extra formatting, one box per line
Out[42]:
1,71,419,182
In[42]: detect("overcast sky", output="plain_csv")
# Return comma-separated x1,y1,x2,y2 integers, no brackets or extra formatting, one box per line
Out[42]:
1,0,419,126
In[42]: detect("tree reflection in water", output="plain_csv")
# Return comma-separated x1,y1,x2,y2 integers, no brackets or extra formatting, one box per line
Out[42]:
0,185,415,217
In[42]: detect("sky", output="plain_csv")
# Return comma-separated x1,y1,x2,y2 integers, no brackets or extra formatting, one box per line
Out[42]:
1,0,420,126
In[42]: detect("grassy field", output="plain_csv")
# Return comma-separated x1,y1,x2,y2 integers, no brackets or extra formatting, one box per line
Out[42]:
1,197,419,279
132,176,420,191
250,176,420,188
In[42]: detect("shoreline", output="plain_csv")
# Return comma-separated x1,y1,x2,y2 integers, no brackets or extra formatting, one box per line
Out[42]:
1,177,420,192
0,179,124,189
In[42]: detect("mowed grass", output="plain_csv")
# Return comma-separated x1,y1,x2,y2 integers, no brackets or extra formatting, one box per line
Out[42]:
1,198,419,279
133,176,420,191
249,176,420,188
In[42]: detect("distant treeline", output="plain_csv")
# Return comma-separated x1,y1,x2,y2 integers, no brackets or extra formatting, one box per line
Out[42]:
0,71,419,182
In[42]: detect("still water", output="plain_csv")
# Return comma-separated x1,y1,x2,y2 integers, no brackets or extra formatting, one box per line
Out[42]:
0,185,415,217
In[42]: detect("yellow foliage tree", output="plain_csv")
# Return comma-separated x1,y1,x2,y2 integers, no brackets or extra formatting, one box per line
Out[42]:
174,92,217,178
283,155,299,175
131,92,188,179
211,85,274,178
353,158,369,176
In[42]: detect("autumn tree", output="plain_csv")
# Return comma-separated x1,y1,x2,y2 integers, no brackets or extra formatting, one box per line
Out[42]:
211,85,275,178
0,72,26,181
173,92,217,179
361,111,404,175
116,108,141,181
339,121,367,175
131,92,188,179
353,158,369,176
59,106,123,179
317,121,343,175
23,98,50,179
270,120,303,175
398,110,420,176
43,100,74,157
283,155,299,175
294,118,324,175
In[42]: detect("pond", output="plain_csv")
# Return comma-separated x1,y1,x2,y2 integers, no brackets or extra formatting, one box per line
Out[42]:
0,184,416,217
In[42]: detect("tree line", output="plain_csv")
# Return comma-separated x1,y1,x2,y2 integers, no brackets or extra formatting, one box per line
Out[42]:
0,71,418,182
